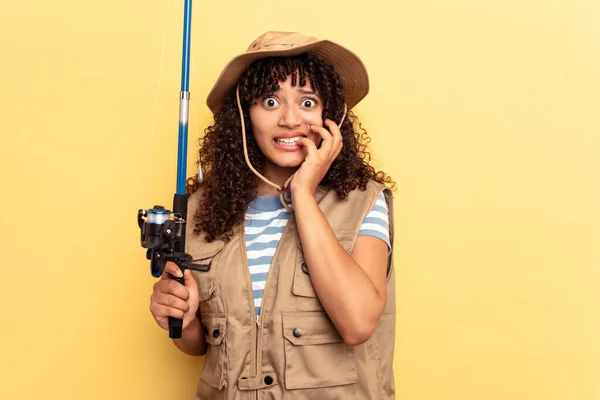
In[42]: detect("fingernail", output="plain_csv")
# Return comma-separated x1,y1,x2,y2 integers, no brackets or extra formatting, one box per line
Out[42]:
177,270,183,278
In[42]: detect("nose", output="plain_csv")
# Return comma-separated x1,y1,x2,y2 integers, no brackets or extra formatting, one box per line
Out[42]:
278,104,302,129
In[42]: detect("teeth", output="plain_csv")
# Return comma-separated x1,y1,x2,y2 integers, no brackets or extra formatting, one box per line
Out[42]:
275,137,301,146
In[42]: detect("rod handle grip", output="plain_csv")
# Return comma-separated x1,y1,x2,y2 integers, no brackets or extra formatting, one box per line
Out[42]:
168,275,185,339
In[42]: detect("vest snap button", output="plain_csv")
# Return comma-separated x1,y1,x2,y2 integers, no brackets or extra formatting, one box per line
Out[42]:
293,328,302,338
301,262,309,275
264,375,273,385
212,329,220,338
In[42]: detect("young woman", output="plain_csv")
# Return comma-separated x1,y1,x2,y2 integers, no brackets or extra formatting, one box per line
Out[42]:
149,31,396,399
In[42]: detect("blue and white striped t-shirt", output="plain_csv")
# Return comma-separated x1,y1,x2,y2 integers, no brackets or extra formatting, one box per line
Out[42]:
244,193,390,316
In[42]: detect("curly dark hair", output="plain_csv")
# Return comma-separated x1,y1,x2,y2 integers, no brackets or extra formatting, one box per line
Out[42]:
187,53,394,242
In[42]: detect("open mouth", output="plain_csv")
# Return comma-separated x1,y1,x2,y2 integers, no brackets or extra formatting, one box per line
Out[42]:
274,136,304,147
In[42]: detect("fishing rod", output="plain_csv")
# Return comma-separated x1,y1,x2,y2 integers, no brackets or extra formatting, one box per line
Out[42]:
137,0,208,339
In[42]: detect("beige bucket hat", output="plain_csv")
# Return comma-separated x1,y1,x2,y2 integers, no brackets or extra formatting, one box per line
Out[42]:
206,31,370,113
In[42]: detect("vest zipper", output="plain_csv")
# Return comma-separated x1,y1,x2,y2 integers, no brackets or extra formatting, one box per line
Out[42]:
239,226,259,396
247,213,294,400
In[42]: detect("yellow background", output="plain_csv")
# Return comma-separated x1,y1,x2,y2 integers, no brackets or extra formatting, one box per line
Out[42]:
1,0,598,398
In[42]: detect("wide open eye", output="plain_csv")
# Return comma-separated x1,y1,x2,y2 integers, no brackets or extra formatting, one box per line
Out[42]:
262,97,280,108
301,98,318,108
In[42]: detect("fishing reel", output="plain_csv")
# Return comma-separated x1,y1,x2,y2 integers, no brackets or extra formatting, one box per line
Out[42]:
137,205,210,279
138,205,211,338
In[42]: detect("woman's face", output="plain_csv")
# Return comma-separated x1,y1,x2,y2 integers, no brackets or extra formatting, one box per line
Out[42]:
249,75,324,170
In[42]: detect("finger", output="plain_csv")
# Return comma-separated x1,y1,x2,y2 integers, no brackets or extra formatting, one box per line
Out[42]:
183,269,198,295
150,303,186,320
324,119,343,158
298,137,319,160
161,261,183,280
154,278,190,300
323,119,343,153
153,291,190,312
310,124,333,151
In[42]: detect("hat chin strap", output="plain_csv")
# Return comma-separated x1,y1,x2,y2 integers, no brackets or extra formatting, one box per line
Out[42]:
236,85,347,211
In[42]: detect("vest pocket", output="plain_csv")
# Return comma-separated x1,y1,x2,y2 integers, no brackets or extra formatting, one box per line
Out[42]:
189,239,225,304
292,231,355,298
282,311,358,389
200,312,228,390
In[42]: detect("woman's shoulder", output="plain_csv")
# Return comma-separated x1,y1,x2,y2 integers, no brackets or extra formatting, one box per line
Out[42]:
186,183,206,217
365,179,390,194
315,180,388,214
350,179,392,201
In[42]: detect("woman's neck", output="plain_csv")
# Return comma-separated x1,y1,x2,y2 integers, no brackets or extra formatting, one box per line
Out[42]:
256,163,297,196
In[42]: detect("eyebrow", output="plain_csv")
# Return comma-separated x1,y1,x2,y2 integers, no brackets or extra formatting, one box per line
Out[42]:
297,89,317,95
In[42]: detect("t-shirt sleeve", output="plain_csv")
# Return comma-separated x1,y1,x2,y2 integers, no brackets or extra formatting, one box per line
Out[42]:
357,192,391,252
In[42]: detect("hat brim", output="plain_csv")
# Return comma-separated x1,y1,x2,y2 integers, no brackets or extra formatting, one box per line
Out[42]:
206,39,369,114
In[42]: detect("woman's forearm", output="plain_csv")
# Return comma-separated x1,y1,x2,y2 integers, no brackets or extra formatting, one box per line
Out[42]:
292,190,386,346
172,315,207,356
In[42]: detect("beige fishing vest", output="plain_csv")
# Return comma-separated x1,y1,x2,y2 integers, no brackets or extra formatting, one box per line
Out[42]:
186,180,395,400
